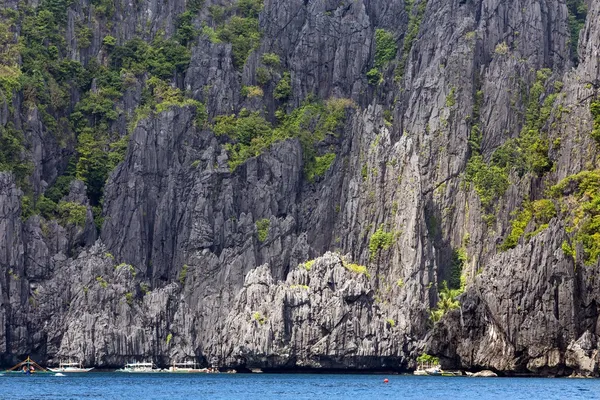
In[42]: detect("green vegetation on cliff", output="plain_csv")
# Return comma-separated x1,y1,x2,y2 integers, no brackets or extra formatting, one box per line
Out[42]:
0,124,33,187
206,0,264,70
466,69,558,218
550,170,600,265
3,0,206,224
430,281,462,323
256,218,270,242
590,99,600,142
566,0,588,64
500,199,556,251
374,29,397,68
395,0,426,81
369,225,395,259
214,98,354,179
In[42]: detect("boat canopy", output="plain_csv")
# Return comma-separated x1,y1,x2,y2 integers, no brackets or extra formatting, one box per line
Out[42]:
7,356,48,372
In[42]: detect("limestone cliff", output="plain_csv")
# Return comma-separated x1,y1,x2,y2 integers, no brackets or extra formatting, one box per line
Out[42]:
0,0,599,376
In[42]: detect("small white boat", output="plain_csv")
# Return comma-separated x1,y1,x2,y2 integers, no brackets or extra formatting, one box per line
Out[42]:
414,359,442,376
117,361,161,373
48,361,94,373
167,360,216,373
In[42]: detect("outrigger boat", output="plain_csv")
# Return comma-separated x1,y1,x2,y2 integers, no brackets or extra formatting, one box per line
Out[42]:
167,360,220,373
117,361,162,373
48,360,94,373
5,356,50,374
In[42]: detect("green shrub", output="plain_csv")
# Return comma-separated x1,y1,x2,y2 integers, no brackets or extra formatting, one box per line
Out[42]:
383,109,393,126
241,85,264,98
374,29,397,68
301,259,316,270
590,100,600,142
344,262,370,277
290,284,309,290
166,333,173,345
256,218,270,242
175,11,198,46
550,170,600,265
274,71,291,100
0,17,22,94
214,110,273,147
125,292,134,305
519,69,555,175
96,276,108,288
465,154,510,210
445,87,456,107
74,131,112,206
215,98,353,172
449,248,466,290
366,68,381,85
261,52,280,67
57,201,87,226
93,0,116,17
188,0,205,13
179,264,188,285
562,241,575,259
216,4,262,70
111,36,190,78
76,25,92,48
494,42,509,55
466,70,556,216
201,25,221,43
252,311,267,325
532,199,556,223
140,283,150,294
566,0,587,64
430,281,462,322
238,0,263,18
256,66,270,86
0,124,33,187
417,353,440,365
369,225,394,259
46,171,74,203
395,0,426,81
500,206,533,251
37,195,58,219
129,77,206,132
306,153,335,182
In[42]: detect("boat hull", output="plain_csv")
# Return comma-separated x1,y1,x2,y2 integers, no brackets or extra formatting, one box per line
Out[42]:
48,367,94,373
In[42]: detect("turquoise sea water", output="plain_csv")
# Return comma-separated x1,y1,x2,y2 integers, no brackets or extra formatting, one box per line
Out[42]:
1,372,600,399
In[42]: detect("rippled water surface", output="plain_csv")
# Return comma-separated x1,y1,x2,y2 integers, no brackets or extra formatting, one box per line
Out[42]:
1,372,600,399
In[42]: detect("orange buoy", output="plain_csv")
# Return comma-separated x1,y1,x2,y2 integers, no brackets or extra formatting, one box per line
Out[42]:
384,378,389,383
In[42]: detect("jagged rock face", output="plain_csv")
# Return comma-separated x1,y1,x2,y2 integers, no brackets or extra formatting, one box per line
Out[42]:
0,0,599,376
212,252,411,370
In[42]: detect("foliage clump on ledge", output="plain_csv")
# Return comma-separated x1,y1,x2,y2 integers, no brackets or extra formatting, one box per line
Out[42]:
213,98,355,175
256,218,270,242
466,69,558,218
550,170,600,265
369,225,395,259
500,199,556,251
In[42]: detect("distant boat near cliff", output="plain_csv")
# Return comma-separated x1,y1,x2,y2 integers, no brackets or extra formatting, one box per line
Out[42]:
117,361,161,373
167,360,219,373
48,360,94,373
4,356,51,374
